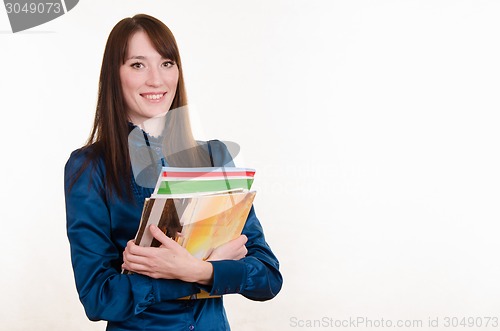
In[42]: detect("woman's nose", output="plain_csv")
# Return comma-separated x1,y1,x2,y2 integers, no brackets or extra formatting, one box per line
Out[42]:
146,67,162,87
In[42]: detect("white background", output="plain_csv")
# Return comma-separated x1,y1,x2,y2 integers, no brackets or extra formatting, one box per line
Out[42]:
1,1,500,330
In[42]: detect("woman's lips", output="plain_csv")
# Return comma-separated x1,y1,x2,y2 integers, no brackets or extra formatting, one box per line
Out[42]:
141,92,166,101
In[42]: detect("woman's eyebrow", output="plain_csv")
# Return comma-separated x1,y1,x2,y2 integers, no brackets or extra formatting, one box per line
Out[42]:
126,55,146,60
125,55,171,61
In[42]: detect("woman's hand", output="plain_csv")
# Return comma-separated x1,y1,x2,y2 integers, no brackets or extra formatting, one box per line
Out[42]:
122,224,213,284
207,235,248,261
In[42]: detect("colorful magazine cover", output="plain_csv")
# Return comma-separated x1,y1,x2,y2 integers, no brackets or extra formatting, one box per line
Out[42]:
135,190,256,260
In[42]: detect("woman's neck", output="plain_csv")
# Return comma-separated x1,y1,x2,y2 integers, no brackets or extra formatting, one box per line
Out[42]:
132,114,167,138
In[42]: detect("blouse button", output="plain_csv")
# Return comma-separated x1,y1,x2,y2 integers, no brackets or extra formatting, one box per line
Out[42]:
189,325,195,330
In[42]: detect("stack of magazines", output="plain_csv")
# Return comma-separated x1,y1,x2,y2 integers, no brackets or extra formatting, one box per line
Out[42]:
132,166,256,260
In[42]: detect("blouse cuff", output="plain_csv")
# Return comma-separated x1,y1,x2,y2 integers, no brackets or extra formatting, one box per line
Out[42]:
208,260,247,295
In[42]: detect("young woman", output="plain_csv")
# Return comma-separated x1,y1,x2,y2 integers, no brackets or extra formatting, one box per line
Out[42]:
64,14,282,331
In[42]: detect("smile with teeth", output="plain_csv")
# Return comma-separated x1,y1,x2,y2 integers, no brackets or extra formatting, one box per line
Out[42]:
141,92,166,100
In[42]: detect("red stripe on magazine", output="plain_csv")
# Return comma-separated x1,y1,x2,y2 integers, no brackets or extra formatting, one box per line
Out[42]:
162,171,255,178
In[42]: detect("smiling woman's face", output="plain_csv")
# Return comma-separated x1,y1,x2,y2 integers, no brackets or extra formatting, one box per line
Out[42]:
120,30,179,125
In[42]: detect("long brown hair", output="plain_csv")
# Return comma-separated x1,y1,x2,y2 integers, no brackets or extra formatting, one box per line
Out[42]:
84,14,195,199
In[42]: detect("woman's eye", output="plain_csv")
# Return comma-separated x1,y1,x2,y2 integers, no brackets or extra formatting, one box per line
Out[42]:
162,61,175,68
131,62,144,69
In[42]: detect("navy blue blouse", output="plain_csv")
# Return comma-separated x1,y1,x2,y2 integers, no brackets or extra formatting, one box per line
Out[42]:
64,140,282,331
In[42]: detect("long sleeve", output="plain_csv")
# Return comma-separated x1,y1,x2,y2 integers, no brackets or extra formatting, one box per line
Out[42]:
64,149,201,322
203,140,283,300
207,207,283,300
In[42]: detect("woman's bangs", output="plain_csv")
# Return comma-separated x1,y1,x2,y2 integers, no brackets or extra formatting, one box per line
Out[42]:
146,30,179,63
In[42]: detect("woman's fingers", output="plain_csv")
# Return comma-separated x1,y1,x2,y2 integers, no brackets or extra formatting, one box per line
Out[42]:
149,224,178,249
123,239,158,272
207,234,249,261
235,234,248,246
